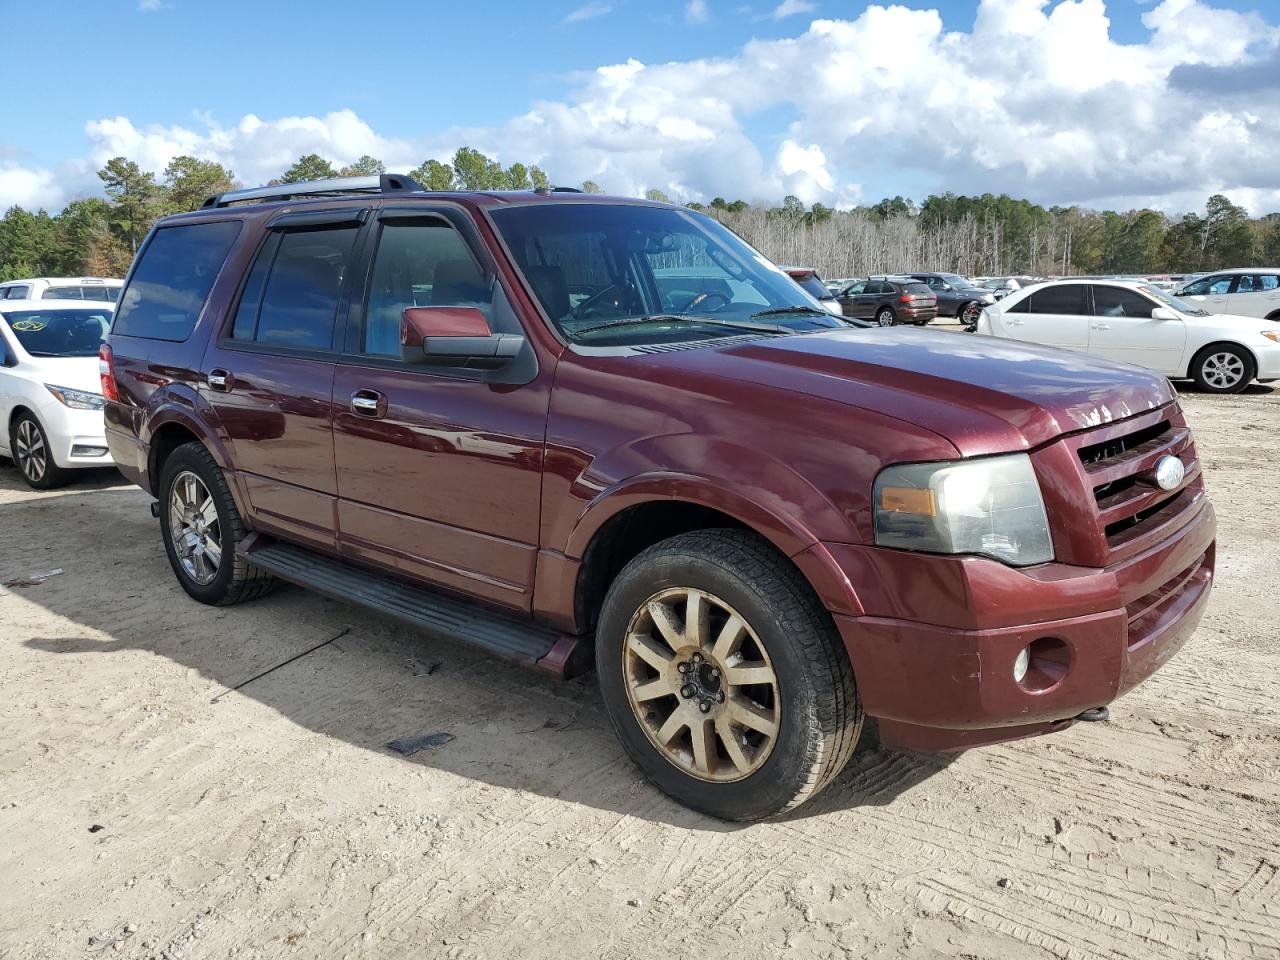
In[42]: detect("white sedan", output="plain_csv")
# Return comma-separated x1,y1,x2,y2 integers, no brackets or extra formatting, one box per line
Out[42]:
0,300,114,488
975,278,1280,394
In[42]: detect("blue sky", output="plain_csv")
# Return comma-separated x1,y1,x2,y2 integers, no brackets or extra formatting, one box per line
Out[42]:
3,0,1280,213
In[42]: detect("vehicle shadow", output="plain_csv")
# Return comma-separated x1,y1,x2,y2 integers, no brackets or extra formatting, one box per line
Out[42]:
0,459,129,492
6,486,954,829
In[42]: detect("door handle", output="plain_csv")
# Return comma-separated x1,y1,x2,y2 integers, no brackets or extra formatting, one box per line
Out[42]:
1008,318,1024,326
1092,323,1110,330
207,369,232,391
350,389,386,418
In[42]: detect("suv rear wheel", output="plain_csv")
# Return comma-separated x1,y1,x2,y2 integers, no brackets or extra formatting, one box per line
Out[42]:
875,307,895,327
596,529,861,820
159,442,274,605
1191,344,1254,394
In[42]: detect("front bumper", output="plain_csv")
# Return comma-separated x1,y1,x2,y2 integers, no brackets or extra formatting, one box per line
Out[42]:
826,497,1216,751
1254,342,1280,379
36,402,113,470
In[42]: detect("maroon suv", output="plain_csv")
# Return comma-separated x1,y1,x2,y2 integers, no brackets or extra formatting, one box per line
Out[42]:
102,176,1216,820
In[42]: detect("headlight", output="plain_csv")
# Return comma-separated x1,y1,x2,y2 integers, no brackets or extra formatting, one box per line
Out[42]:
981,292,996,303
44,384,105,410
873,452,1054,566
1261,330,1280,343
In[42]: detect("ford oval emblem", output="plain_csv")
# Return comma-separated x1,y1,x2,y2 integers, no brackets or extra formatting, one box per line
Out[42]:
1154,455,1185,491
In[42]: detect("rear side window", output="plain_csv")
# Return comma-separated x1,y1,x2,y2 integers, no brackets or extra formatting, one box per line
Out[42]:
230,225,358,351
1026,284,1087,315
1093,286,1155,318
44,286,84,299
113,221,242,341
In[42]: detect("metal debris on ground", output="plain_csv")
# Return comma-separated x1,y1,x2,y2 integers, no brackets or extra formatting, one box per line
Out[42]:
406,658,440,676
210,627,352,703
1,568,63,588
386,732,455,756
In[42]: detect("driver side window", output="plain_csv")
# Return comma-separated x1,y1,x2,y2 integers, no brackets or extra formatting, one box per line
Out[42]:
362,218,492,357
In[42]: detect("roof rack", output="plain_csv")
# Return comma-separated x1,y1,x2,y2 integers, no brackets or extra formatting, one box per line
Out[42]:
202,173,424,209
533,185,584,196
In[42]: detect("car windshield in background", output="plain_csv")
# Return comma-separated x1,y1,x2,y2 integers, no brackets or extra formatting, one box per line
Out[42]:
488,203,844,345
1142,284,1209,316
793,274,831,300
943,275,978,288
1,308,111,357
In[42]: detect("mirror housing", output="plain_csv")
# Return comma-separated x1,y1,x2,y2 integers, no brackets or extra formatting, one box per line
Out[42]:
400,306,524,370
1150,306,1178,321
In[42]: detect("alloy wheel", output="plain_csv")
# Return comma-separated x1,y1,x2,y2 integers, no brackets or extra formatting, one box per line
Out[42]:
168,470,222,586
14,419,47,484
1202,352,1245,390
623,587,780,782
877,309,894,327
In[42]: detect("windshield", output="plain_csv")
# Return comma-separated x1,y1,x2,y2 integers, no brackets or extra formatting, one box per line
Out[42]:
1,308,111,357
1141,284,1209,317
488,203,845,345
942,274,977,288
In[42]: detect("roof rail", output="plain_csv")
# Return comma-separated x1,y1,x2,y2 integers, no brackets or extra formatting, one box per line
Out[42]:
201,173,423,209
533,185,585,195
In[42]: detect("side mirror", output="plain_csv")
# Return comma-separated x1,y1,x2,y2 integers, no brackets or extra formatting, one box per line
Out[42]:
940,283,952,291
400,306,524,370
1150,307,1178,321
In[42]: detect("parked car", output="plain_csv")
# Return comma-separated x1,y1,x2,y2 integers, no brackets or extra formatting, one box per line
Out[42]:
0,300,114,487
104,175,1216,820
907,273,997,328
0,277,122,302
976,276,1045,299
976,278,1280,393
1173,269,1280,322
825,277,857,294
836,276,937,325
781,266,843,316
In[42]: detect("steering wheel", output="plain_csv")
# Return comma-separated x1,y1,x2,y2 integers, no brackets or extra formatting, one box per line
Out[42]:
572,283,640,320
680,290,732,313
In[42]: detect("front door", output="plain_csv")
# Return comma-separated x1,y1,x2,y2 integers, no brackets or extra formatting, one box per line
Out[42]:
1176,273,1234,315
1087,285,1186,374
201,209,367,551
331,208,553,613
837,280,867,317
1000,283,1090,351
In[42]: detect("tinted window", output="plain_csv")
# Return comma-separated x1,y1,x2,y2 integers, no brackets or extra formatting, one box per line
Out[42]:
113,221,242,341
363,219,492,356
1,308,110,357
1182,275,1233,296
3,286,30,299
43,286,83,299
865,281,886,295
840,281,866,296
903,282,932,296
792,273,831,300
231,225,357,351
1093,286,1156,318
1027,284,1087,315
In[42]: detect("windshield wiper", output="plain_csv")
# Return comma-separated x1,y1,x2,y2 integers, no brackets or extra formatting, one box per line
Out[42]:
750,305,831,319
575,314,790,337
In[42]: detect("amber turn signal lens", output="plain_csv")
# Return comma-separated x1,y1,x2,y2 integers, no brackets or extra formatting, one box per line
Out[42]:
879,486,937,516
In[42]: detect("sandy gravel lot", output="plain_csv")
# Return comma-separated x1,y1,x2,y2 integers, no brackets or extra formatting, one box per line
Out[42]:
1,384,1277,960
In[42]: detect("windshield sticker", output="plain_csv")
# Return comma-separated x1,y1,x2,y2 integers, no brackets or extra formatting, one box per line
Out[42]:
10,319,46,332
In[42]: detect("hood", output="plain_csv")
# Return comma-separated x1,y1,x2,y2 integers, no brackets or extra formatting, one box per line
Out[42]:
1193,311,1279,332
17,354,102,394
657,328,1174,457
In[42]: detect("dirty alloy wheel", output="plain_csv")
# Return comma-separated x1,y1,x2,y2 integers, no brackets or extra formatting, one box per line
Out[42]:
597,530,862,821
159,441,274,605
876,307,895,327
1191,345,1254,394
960,301,981,330
10,413,69,490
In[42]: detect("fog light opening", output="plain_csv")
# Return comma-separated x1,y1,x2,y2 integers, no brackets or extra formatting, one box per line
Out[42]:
1015,637,1072,693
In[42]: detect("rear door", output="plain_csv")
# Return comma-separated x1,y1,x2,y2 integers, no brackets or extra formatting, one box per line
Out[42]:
999,283,1090,350
201,208,368,552
1087,285,1185,373
330,207,552,613
1226,273,1280,320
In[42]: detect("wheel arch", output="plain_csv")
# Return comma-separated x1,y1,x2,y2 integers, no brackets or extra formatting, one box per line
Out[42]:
1186,339,1260,381
144,408,249,518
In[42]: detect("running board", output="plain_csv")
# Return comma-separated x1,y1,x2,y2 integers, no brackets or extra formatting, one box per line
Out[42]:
239,539,588,678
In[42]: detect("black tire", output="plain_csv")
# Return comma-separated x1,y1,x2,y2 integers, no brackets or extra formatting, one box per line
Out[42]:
596,529,862,820
1190,343,1255,394
875,307,895,327
959,301,981,330
158,442,275,605
9,412,71,490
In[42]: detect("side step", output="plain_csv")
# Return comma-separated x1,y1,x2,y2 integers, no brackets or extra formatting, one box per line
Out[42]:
240,539,588,678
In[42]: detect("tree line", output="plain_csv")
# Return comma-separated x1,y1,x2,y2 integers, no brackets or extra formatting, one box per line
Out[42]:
1,145,1277,282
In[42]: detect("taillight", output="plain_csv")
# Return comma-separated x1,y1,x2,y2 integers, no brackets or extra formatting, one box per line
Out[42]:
899,294,913,303
98,343,119,402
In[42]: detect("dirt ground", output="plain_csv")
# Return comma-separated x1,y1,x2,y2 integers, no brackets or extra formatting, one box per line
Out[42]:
1,384,1277,960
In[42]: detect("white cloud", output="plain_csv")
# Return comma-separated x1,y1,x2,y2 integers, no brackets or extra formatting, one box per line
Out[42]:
564,2,611,23
137,0,162,11
22,0,1280,215
686,0,710,24
0,165,62,211
771,0,815,20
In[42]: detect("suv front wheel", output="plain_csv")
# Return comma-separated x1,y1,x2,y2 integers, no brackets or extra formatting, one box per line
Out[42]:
596,530,862,820
159,442,275,605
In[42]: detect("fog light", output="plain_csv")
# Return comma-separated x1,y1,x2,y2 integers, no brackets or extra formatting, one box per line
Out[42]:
1012,646,1030,683
71,445,108,457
